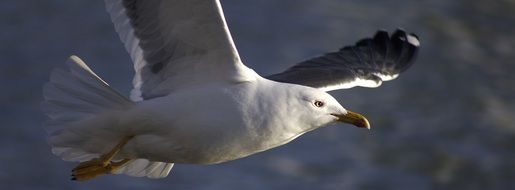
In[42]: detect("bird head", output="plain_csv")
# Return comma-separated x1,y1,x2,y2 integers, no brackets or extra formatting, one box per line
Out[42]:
292,86,370,130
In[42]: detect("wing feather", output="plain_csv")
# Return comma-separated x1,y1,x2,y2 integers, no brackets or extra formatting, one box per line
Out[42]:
105,0,249,101
267,29,419,91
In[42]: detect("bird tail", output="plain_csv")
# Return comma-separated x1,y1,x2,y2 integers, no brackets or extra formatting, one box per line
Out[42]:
42,55,173,179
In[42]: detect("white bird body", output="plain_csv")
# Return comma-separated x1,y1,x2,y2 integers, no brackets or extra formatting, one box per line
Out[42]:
42,0,418,180
64,67,341,165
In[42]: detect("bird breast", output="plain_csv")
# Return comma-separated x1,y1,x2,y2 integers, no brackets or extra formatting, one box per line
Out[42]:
124,82,304,164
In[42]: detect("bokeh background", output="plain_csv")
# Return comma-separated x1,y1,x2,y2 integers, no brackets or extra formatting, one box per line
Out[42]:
2,0,515,189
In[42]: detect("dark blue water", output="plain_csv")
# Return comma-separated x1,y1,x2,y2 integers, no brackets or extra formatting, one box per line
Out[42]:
2,0,515,189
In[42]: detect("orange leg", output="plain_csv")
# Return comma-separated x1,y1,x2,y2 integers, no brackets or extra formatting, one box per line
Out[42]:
71,136,133,181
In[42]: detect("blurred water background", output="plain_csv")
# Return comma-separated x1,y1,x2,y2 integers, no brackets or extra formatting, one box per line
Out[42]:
2,0,515,189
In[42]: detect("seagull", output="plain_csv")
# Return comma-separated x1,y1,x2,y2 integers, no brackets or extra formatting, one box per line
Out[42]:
42,0,419,181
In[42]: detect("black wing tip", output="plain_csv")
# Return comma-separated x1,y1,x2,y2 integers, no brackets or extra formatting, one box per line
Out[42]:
347,29,420,51
374,30,390,41
374,29,420,48
369,29,420,73
337,29,420,76
266,29,420,89
393,29,420,73
392,29,420,47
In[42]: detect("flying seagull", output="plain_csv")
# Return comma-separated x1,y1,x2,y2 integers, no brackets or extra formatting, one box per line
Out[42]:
42,0,419,181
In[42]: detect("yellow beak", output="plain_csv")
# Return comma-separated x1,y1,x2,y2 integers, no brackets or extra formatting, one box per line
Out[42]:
332,111,370,129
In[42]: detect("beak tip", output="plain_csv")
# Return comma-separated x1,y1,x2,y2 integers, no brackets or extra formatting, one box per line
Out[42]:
364,119,371,130
359,118,371,130
335,111,370,130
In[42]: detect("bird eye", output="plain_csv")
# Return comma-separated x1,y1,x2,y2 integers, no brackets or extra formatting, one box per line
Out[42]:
314,100,324,107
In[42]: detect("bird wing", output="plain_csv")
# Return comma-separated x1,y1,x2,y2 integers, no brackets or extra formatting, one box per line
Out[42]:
267,30,420,91
105,0,250,101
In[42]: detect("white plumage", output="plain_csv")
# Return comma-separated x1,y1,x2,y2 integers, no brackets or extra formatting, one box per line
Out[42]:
42,0,418,181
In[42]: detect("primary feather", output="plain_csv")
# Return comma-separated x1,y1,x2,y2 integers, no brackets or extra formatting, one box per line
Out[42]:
267,29,419,91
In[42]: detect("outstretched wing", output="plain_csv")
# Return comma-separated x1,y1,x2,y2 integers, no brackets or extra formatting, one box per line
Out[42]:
105,0,249,101
267,30,420,91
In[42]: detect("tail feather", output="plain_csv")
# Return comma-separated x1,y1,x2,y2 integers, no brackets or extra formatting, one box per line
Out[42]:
42,55,174,179
42,56,133,132
113,159,174,179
